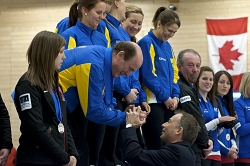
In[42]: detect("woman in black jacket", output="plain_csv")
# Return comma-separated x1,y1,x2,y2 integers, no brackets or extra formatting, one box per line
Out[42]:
13,31,78,166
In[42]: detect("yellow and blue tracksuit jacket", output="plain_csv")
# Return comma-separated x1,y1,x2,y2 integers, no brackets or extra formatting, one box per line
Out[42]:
61,20,108,49
55,17,69,35
97,14,141,100
138,29,180,103
97,20,113,48
97,14,130,47
59,46,126,126
128,70,146,104
113,69,146,104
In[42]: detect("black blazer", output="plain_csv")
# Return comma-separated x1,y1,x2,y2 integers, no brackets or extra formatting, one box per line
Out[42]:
14,74,78,166
120,127,196,166
178,73,211,154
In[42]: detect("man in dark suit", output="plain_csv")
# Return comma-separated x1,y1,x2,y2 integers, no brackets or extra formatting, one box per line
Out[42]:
120,107,200,166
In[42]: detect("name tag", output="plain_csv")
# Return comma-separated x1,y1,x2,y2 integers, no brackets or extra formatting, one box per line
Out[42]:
180,95,191,103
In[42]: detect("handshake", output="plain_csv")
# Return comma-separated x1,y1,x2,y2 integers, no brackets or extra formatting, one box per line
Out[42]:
125,105,150,128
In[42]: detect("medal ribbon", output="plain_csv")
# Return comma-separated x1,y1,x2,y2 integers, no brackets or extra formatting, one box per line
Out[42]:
104,48,113,107
51,88,63,122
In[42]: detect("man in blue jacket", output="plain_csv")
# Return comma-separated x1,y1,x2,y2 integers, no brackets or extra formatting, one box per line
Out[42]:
59,41,146,166
120,108,200,166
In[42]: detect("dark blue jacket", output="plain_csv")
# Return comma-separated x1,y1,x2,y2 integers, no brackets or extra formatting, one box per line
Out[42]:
120,127,196,166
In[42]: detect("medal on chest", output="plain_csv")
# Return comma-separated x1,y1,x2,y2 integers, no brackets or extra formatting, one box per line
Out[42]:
58,122,64,134
51,88,64,134
226,133,230,141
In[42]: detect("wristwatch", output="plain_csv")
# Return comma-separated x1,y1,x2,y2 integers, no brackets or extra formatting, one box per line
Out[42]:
126,123,133,128
174,97,179,103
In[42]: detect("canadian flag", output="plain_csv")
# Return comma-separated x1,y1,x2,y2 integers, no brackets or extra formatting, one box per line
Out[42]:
206,17,248,92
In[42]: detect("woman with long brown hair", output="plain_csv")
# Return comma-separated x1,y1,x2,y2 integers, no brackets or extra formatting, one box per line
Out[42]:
195,67,236,166
214,70,238,166
13,31,78,166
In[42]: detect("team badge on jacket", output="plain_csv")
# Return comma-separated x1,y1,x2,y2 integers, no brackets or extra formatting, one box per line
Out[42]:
19,93,32,111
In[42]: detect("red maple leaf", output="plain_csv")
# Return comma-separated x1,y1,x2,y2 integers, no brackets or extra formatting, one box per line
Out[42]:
218,41,242,70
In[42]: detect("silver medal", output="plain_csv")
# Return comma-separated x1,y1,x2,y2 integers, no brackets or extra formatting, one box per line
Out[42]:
58,122,64,134
226,133,230,141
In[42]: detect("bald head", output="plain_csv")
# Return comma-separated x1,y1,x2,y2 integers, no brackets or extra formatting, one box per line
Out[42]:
113,41,142,60
129,42,143,68
112,42,143,78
